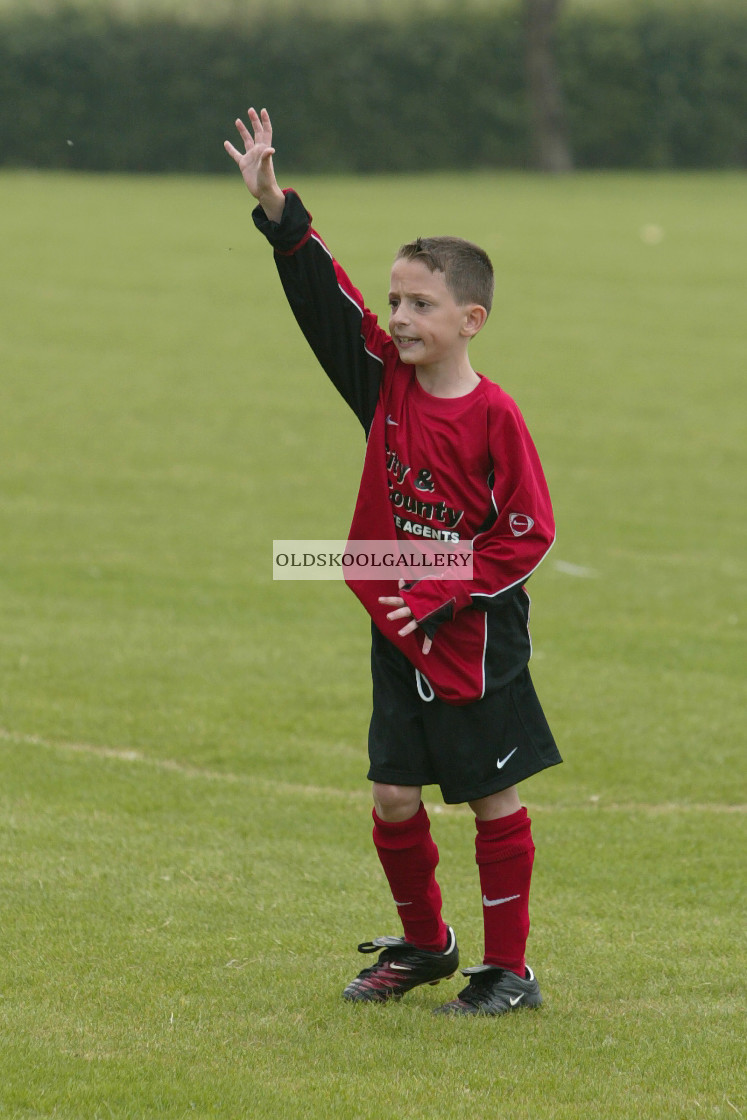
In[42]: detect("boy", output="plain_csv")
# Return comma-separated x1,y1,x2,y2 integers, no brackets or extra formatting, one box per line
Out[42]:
225,109,562,1016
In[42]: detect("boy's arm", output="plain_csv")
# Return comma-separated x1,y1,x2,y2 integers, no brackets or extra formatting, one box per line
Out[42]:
225,109,388,432
396,399,555,639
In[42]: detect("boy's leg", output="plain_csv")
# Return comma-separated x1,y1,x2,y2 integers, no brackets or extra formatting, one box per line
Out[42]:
419,666,559,1015
371,784,449,952
341,784,458,1003
346,629,462,1003
470,787,535,976
432,786,542,1016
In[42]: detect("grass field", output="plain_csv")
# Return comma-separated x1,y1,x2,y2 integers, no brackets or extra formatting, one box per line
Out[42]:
0,168,745,1119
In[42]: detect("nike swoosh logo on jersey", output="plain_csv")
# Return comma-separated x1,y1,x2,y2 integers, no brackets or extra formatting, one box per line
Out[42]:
509,994,524,1007
496,747,518,769
385,415,398,425
482,893,521,907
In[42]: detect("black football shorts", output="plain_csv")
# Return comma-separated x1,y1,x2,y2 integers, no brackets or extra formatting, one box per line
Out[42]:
367,624,562,804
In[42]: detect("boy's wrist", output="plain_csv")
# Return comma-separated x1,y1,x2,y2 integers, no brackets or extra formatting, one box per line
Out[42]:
252,189,311,255
257,187,286,224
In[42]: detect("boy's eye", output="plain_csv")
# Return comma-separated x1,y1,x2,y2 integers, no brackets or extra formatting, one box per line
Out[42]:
388,299,399,309
415,300,429,310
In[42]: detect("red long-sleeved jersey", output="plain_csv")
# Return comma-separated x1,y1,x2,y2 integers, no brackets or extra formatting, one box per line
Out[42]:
254,190,555,705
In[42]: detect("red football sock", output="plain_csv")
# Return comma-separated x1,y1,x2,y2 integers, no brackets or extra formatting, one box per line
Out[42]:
372,802,448,952
475,807,535,976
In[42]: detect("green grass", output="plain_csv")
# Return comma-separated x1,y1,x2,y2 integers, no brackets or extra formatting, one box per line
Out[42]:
0,169,745,1118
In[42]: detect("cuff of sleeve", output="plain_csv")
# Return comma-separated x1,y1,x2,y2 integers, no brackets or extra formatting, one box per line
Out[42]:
401,577,473,638
251,188,311,254
415,599,456,640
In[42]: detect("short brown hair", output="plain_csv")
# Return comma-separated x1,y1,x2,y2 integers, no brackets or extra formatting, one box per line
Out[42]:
395,236,494,315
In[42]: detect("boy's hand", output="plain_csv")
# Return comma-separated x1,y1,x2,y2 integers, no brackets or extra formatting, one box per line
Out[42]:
379,581,432,655
224,108,285,222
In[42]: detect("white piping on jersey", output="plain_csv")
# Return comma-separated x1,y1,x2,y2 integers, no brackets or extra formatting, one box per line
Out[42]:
311,231,384,369
311,230,334,264
470,528,557,604
487,469,500,519
337,279,384,365
480,612,488,700
415,669,435,702
474,469,555,602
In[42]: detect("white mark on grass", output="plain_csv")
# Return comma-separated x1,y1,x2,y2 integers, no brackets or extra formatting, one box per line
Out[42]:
640,223,664,245
145,917,173,934
726,1099,744,1118
2,727,745,816
0,726,366,804
553,559,598,579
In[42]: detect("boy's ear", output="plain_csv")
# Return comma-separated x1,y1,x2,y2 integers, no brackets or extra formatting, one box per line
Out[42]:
461,304,488,338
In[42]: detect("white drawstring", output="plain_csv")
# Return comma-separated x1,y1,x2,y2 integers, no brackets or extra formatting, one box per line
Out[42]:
415,669,435,702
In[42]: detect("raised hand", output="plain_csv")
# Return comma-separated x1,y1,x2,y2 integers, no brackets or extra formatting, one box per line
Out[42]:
224,108,285,221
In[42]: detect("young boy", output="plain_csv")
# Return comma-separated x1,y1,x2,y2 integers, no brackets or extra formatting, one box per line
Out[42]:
225,109,562,1016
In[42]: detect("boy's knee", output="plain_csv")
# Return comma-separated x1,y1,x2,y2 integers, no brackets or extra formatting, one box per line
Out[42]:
469,786,521,821
372,783,422,822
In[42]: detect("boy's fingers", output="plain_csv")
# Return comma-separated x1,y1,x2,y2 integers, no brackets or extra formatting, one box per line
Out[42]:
248,106,272,146
223,140,241,162
378,593,428,646
235,117,253,147
397,619,418,637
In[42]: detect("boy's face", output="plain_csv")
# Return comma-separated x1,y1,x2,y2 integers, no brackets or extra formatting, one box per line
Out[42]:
388,258,484,371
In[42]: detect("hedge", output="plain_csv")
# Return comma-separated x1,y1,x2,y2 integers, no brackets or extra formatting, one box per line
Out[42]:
0,4,745,172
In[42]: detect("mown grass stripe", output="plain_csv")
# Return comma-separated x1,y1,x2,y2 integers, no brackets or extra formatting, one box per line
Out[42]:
2,726,743,815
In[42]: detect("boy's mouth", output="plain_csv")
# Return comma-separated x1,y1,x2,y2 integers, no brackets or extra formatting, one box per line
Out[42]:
395,335,420,348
